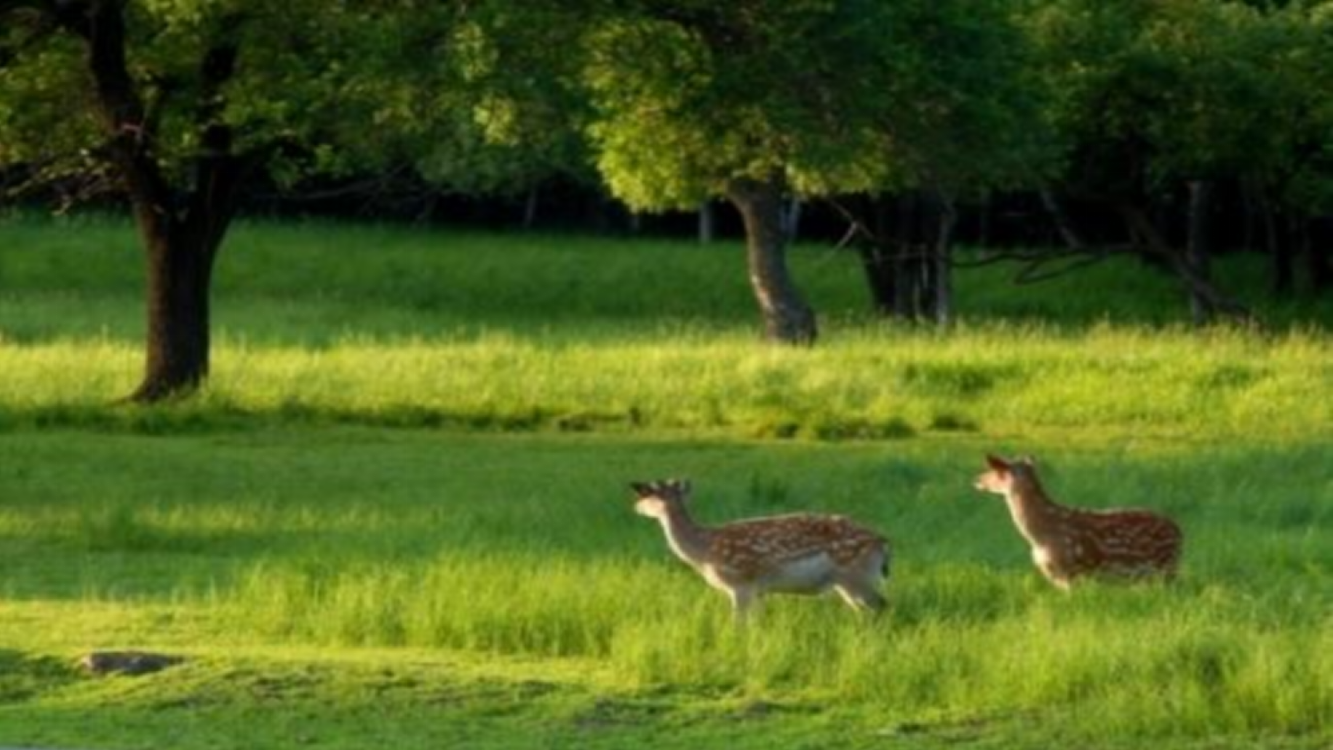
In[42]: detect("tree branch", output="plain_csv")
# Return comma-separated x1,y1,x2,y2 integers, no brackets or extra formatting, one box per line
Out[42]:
1118,203,1256,324
182,14,246,255
70,0,175,223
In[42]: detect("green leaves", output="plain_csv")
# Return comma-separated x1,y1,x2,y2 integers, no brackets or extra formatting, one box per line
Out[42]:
1029,0,1331,206
579,0,1045,210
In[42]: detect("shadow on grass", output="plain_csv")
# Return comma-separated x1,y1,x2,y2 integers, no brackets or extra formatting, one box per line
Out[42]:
0,649,82,704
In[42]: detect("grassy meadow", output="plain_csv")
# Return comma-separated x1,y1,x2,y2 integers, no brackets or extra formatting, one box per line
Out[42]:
0,213,1330,749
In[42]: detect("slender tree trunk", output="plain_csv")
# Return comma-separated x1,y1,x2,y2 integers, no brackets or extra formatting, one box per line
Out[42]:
1185,180,1216,325
698,201,715,244
886,190,950,322
522,186,539,229
893,193,920,319
728,177,817,345
933,192,957,327
783,197,802,245
856,194,895,315
1120,201,1253,324
1040,188,1086,250
977,194,992,248
1241,181,1258,252
1259,189,1296,297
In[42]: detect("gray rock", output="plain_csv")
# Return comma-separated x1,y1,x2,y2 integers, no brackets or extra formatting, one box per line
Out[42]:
78,650,183,676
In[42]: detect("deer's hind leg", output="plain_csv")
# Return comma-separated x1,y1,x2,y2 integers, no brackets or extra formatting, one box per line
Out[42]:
833,552,888,614
726,585,760,623
834,580,886,613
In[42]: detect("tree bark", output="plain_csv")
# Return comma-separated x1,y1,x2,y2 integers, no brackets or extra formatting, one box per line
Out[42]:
131,213,222,401
728,176,817,345
856,195,896,315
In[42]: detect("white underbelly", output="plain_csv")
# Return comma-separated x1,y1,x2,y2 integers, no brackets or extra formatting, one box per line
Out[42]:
757,553,839,594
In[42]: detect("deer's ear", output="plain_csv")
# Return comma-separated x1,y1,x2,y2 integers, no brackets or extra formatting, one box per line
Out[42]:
1020,455,1037,468
986,454,1010,472
630,482,652,497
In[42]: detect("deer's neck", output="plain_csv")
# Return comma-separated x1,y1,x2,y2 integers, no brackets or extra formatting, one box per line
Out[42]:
657,504,714,569
1003,482,1066,546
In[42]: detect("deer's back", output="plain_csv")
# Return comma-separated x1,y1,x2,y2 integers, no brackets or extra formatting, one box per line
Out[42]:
709,513,885,580
1050,508,1183,578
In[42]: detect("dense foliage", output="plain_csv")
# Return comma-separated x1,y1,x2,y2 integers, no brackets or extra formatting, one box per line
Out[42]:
1,0,1330,393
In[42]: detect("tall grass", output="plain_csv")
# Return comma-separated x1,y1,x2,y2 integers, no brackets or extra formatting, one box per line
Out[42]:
0,214,1330,745
4,428,1325,742
2,214,1329,441
1,326,1328,440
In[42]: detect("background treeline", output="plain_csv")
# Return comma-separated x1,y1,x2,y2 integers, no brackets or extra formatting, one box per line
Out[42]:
1,0,1330,400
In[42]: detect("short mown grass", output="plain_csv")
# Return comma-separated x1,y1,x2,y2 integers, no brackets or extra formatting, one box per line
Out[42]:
0,213,1329,749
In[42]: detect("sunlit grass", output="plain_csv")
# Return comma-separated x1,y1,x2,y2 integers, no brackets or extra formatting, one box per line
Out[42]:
1,325,1329,441
1,429,1328,747
0,214,1329,748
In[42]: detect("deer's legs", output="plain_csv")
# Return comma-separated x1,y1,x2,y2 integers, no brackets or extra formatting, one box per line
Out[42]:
727,586,759,623
834,579,886,614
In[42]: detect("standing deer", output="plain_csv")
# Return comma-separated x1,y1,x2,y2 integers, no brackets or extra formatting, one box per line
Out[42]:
973,454,1183,589
631,479,890,620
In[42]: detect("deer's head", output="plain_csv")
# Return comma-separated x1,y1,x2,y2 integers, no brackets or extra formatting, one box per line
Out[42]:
974,454,1039,496
630,478,692,520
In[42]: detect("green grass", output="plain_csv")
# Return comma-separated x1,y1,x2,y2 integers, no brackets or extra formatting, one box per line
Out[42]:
0,213,1329,748
1,215,1329,441
0,430,1328,749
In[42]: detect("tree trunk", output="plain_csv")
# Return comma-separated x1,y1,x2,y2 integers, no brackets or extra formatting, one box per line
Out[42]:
66,0,244,402
522,186,539,229
893,193,921,319
698,201,715,244
977,194,992,248
1185,180,1216,325
887,190,950,322
1119,201,1253,324
783,197,802,245
856,195,895,315
728,177,817,345
1040,188,1086,250
1259,189,1296,297
933,192,957,327
130,207,225,402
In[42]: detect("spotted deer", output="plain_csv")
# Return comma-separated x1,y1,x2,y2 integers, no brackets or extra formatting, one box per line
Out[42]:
631,479,890,620
974,454,1183,589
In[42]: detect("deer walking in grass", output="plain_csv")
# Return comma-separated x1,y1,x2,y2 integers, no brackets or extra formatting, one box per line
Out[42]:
973,455,1183,590
631,479,890,621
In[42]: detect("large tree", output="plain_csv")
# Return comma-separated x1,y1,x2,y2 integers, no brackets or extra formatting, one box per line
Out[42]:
1027,0,1333,321
580,0,901,344
0,0,394,400
848,0,1050,325
580,0,1048,340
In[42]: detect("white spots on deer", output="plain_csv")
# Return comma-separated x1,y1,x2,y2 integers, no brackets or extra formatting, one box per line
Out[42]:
631,479,891,620
974,454,1183,589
